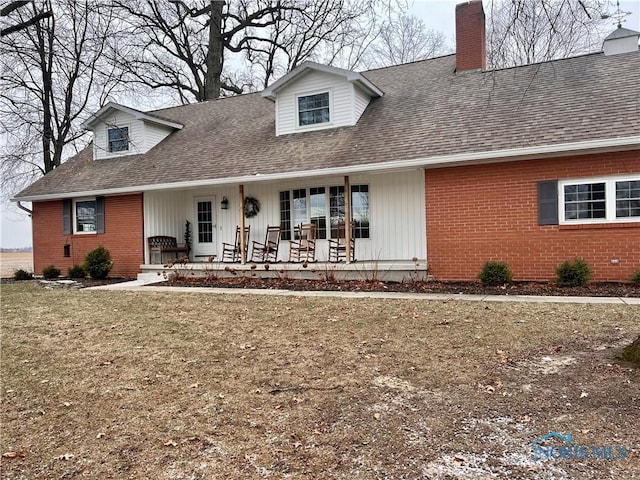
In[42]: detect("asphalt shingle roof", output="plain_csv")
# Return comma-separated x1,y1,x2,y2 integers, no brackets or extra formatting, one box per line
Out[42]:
15,50,640,199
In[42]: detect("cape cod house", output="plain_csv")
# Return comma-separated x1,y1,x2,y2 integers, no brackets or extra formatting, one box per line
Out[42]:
12,1,640,282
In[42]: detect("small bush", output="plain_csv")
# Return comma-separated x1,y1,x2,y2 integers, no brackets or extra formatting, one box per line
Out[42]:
478,261,513,286
631,269,640,286
83,246,113,280
555,258,591,287
42,265,61,279
617,335,640,365
14,269,33,281
67,264,86,279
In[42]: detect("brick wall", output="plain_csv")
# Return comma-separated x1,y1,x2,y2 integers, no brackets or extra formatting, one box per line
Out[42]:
425,150,640,281
32,194,144,278
455,0,486,72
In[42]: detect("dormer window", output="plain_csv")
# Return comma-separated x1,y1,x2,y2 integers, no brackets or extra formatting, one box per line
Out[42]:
298,92,330,126
108,126,129,153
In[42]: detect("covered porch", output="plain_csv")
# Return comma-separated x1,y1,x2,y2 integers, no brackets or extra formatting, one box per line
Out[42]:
141,169,428,282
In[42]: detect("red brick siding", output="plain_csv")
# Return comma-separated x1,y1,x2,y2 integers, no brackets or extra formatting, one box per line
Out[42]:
425,150,640,281
32,194,144,278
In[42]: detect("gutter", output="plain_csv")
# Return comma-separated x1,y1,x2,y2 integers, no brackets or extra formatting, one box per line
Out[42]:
11,135,640,203
16,201,32,216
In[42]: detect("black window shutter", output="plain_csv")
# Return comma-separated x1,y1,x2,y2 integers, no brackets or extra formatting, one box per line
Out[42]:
96,196,105,233
62,199,72,234
538,180,559,225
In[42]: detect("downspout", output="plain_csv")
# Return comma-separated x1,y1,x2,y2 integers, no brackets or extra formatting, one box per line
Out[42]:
16,201,32,216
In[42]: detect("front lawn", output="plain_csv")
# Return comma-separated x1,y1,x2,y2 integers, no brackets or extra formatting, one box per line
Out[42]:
1,283,638,479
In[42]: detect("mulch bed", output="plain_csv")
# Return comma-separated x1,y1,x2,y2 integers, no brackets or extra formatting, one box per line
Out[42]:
163,276,640,297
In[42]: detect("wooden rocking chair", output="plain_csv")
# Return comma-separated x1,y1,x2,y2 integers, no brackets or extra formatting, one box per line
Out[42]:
288,223,317,262
222,225,250,262
250,225,281,262
328,222,356,262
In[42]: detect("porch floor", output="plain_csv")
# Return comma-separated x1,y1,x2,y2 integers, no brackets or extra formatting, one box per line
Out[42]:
139,259,428,283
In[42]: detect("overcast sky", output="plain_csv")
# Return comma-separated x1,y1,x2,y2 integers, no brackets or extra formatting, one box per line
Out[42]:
1,0,638,248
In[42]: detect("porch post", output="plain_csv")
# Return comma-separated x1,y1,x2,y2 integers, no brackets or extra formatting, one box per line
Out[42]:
344,175,352,264
239,184,246,264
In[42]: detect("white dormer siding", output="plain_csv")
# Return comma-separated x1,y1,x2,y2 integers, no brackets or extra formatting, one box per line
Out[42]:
275,71,374,136
93,111,176,160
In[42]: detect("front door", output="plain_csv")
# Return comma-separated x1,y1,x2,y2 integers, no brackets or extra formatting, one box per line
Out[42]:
193,196,216,259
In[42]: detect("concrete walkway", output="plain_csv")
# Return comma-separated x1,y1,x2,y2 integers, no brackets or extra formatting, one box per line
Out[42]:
86,279,640,304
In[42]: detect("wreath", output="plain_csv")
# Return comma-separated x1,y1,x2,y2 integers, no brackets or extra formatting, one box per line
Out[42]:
244,196,260,218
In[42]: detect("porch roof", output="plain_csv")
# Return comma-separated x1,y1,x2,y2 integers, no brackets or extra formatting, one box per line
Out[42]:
14,51,640,202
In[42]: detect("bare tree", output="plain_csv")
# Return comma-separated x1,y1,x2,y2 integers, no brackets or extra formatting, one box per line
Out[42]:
0,1,52,37
364,13,447,68
112,0,397,102
486,0,610,69
0,0,126,194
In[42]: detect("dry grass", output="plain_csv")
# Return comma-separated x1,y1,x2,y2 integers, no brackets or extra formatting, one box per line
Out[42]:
1,282,639,479
0,253,33,278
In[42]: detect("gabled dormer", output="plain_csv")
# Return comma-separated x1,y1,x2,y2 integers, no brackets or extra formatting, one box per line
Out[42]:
262,62,384,136
82,102,183,160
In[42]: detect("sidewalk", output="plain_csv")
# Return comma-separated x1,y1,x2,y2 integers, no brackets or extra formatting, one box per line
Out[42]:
86,279,640,304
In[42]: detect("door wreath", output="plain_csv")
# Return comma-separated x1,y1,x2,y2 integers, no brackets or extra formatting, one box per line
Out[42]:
244,196,260,218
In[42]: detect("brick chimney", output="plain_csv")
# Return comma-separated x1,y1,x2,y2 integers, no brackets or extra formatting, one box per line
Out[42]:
455,0,486,73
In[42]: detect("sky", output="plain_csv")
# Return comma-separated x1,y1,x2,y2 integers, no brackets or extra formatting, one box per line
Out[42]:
1,0,639,249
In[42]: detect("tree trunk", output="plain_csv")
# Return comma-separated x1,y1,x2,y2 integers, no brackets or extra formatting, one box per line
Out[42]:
204,0,223,100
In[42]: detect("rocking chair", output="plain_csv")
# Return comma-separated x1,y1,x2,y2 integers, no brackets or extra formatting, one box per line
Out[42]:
222,225,250,262
328,222,356,262
250,225,281,262
288,223,317,262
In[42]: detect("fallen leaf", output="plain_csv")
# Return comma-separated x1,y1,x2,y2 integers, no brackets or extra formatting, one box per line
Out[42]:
164,439,177,447
580,391,588,398
2,451,25,459
57,453,74,461
373,413,381,420
96,432,106,439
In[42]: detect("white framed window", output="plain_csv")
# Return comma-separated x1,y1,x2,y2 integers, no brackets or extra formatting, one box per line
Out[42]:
279,185,370,240
107,125,129,152
73,197,97,234
297,91,330,127
559,175,640,224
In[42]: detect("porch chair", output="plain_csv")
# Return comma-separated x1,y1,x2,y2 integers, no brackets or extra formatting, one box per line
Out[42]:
221,225,250,262
250,225,281,262
328,222,356,262
288,223,317,262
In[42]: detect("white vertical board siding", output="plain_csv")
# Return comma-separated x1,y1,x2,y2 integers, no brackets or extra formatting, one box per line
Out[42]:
94,111,144,160
276,71,356,136
367,170,426,261
142,170,426,264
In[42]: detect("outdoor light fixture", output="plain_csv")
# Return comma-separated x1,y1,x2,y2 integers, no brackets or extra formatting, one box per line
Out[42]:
63,243,71,257
221,196,229,210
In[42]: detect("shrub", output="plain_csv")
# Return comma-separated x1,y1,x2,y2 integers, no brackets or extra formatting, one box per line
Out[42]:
83,246,113,279
555,258,591,287
14,269,33,281
42,265,61,279
478,261,512,286
617,335,640,365
631,269,640,286
67,264,86,279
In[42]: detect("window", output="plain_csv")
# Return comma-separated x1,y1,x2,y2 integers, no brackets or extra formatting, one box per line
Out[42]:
281,185,369,240
563,183,606,220
74,199,96,233
298,92,330,126
108,126,129,152
616,180,640,218
558,175,640,224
